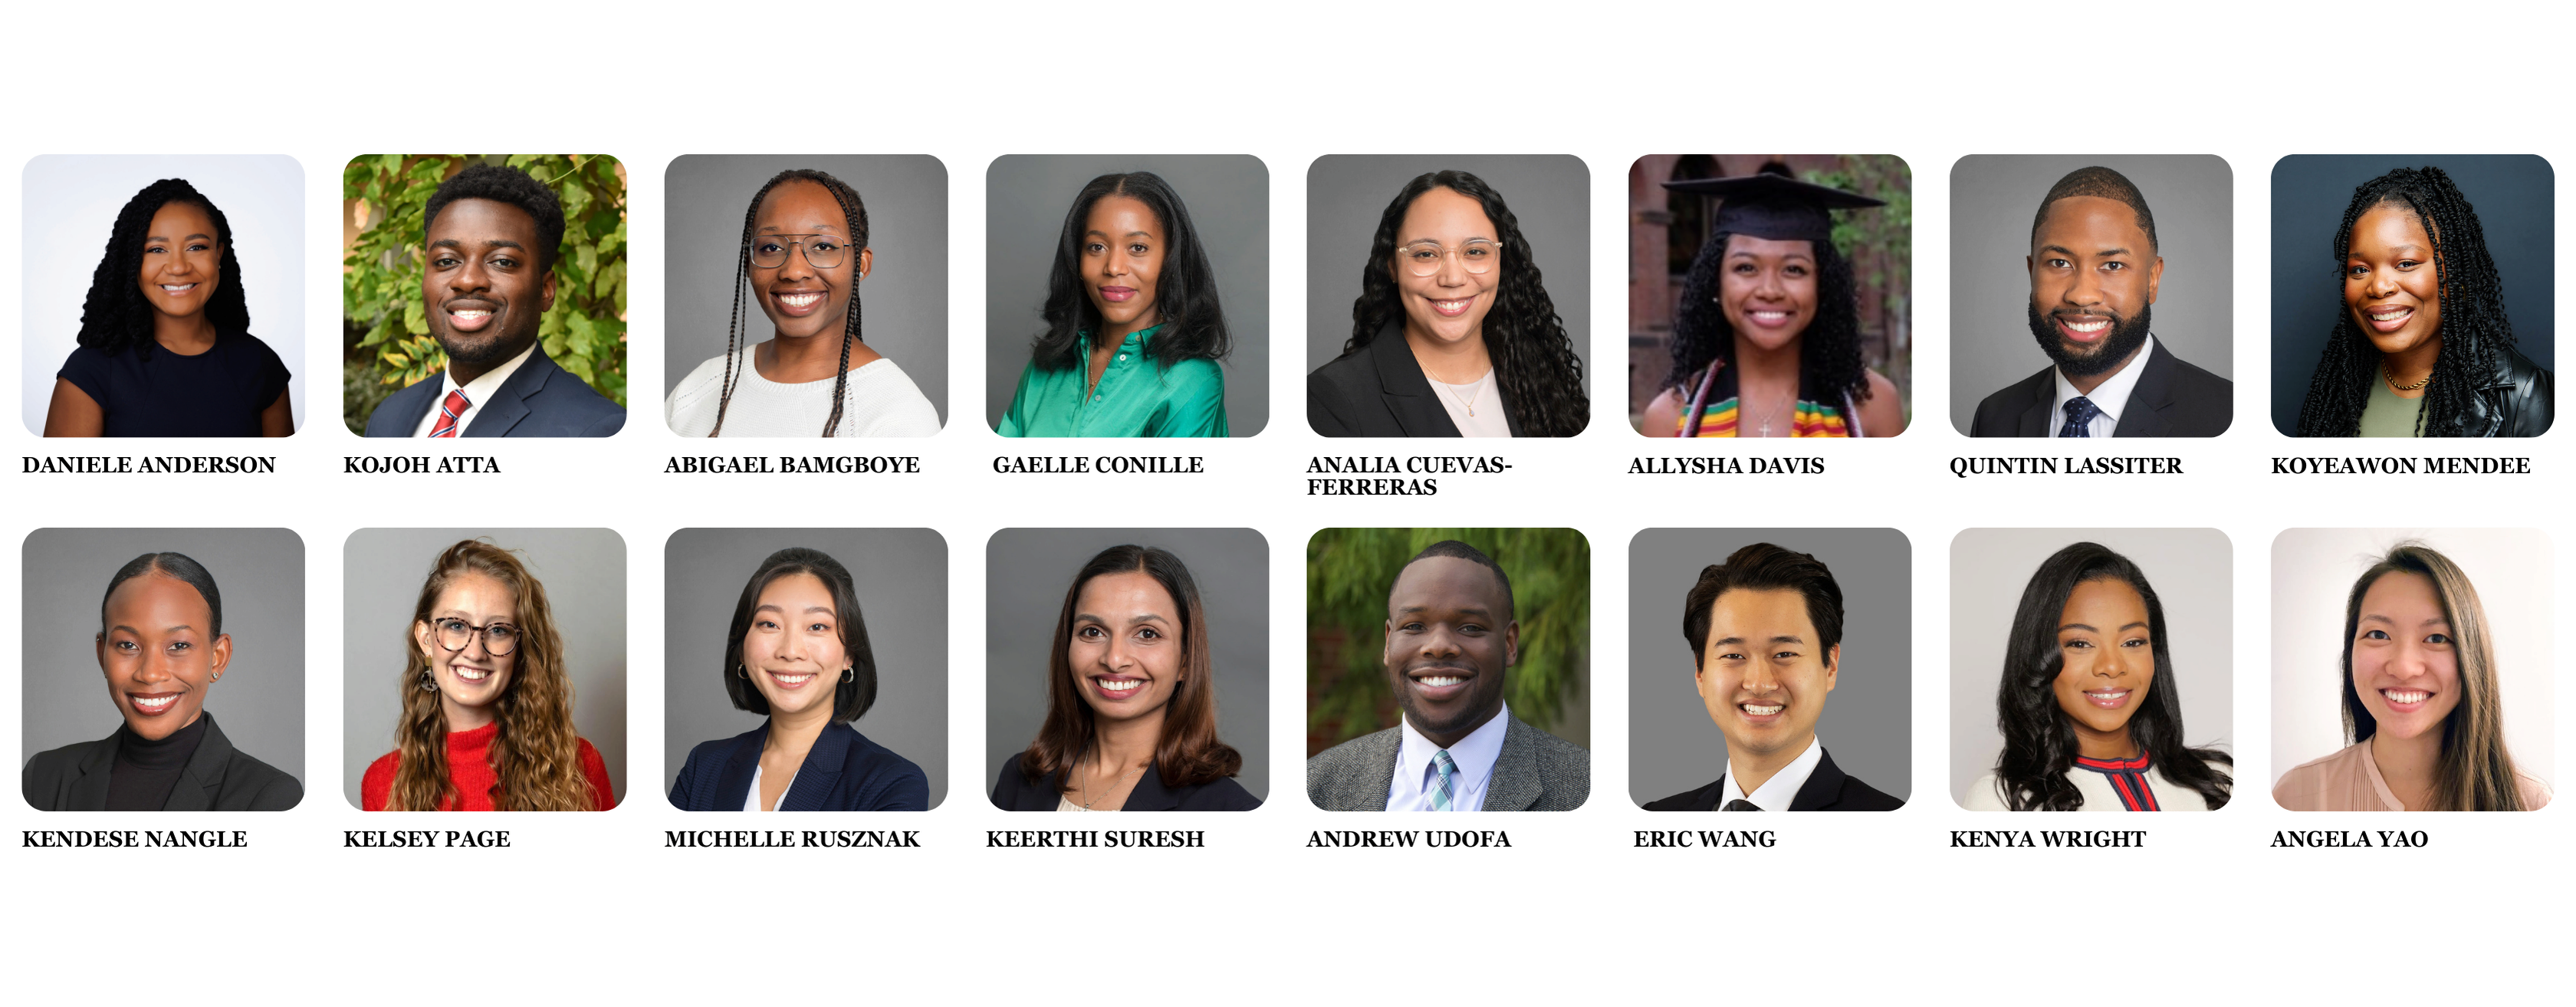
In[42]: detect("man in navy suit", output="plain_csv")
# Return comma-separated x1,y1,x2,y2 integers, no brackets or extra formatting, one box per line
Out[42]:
363,163,623,438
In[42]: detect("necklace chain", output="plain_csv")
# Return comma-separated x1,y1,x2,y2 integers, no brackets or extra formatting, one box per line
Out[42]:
1428,367,1488,418
1747,388,1792,437
2382,360,2433,392
1076,757,1145,811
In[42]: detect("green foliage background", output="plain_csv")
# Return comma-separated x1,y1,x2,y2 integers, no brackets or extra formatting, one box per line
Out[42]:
1306,528,1590,752
342,154,627,432
1809,154,1913,417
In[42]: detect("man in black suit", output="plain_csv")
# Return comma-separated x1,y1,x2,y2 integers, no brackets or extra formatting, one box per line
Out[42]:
363,163,624,437
1644,543,1900,811
1968,166,2230,437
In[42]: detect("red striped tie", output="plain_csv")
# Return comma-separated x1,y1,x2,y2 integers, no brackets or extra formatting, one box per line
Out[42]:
429,390,471,438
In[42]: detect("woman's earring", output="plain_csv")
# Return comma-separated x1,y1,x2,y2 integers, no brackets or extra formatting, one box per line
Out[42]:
736,664,748,679
419,671,439,693
843,667,855,684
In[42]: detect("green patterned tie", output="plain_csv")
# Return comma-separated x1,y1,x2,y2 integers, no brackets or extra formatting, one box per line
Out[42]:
1431,749,1458,811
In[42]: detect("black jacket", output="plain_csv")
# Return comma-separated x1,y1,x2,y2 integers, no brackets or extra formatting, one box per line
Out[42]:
668,720,930,811
2456,344,2555,437
990,752,1260,811
363,343,626,437
1306,332,1526,438
1641,747,1902,811
1969,338,2232,437
22,713,302,811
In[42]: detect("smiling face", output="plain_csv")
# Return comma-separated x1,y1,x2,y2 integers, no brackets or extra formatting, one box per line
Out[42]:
2344,203,2444,357
1717,235,1819,353
742,572,849,719
136,201,222,322
2027,195,2160,377
422,197,557,370
1068,569,1183,725
1384,556,1517,746
1080,194,1166,336
97,574,231,740
750,180,871,341
2349,571,2463,741
1696,587,1837,762
1390,186,1500,348
412,571,519,722
2048,578,2155,752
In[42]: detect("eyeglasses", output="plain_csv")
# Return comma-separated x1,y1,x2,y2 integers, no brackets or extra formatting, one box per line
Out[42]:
1397,239,1500,277
749,234,854,269
434,617,521,656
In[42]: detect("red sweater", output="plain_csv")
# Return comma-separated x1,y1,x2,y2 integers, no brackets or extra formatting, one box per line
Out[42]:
361,721,616,811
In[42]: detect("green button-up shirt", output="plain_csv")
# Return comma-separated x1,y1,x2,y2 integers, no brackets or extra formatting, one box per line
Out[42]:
996,324,1228,437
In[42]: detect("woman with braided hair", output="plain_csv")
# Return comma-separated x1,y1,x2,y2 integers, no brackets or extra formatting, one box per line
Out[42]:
665,169,940,437
2293,166,2551,437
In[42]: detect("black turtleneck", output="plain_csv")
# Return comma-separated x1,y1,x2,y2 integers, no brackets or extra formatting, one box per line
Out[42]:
107,714,209,811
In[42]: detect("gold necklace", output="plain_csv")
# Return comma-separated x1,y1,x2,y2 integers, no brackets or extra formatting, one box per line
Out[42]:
1076,758,1145,811
1426,365,1490,418
2382,360,2433,392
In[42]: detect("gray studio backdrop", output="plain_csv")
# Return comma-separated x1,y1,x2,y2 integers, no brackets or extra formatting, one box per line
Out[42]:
1949,155,2234,434
1947,528,2233,805
1303,155,1592,376
663,155,949,427
2269,154,2554,434
342,528,627,809
984,528,1270,805
662,528,948,808
21,528,306,791
984,155,1270,434
1627,528,1911,807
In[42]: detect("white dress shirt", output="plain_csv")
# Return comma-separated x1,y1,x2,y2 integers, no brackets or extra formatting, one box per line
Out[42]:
1387,702,1512,811
1428,371,1512,438
743,762,802,812
410,341,539,437
1720,736,1825,811
2049,334,2156,438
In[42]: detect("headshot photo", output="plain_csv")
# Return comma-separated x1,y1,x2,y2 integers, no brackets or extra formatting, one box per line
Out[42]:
1951,529,2233,812
987,528,1267,811
665,156,946,438
343,529,626,811
986,155,1267,437
344,155,627,437
1306,528,1589,811
1953,156,2233,438
665,528,947,811
1306,155,1589,438
2272,528,2553,811
1631,156,1910,439
24,155,303,437
1629,528,1908,811
2273,155,2553,437
22,528,304,811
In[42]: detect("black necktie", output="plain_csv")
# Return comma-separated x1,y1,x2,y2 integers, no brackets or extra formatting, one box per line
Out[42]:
1723,799,1761,811
2061,396,2102,437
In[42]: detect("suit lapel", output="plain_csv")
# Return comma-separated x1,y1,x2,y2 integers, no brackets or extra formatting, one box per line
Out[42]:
380,380,440,436
2111,341,2176,438
165,715,234,811
464,347,554,437
66,731,119,811
1786,747,1851,811
1356,728,1398,811
780,722,851,813
1369,334,1464,437
2016,372,2055,436
1485,717,1543,811
715,728,762,811
1122,761,1184,811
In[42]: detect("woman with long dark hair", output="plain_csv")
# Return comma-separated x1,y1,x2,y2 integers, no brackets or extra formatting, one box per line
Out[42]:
666,168,940,437
2275,544,2548,810
997,172,1230,437
991,545,1257,811
44,179,292,437
1308,169,1587,437
2292,166,2551,437
1963,542,2232,811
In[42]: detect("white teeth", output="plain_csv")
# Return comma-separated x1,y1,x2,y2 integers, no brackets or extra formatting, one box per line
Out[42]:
2089,689,2127,698
1742,703,1784,716
1749,311,1789,322
773,673,813,686
2371,309,2411,321
1434,299,1470,311
2384,689,2428,704
1099,679,1142,693
1418,676,1464,687
133,695,176,709
2066,319,2109,333
452,310,491,319
780,293,821,307
453,666,490,682
159,284,196,292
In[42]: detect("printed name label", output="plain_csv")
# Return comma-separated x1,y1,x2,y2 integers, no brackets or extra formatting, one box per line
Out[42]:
345,455,501,473
2269,829,2428,848
665,830,921,848
23,455,277,474
1304,830,1513,848
992,456,1204,475
666,455,922,474
986,830,1205,847
1634,829,1776,848
1629,457,1824,476
1306,455,1510,495
22,830,248,848
1950,829,2146,848
2269,456,2529,476
1949,456,2182,478
343,830,511,848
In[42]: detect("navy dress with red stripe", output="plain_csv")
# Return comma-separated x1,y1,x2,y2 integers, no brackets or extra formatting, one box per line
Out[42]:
2074,752,2160,811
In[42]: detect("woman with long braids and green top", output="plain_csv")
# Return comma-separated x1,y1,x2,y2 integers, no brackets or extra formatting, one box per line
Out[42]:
665,169,939,437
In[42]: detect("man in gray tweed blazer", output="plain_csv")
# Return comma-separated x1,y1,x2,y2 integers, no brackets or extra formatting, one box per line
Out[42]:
1306,541,1589,811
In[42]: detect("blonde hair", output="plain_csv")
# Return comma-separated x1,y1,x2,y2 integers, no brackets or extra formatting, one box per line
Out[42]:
388,540,595,811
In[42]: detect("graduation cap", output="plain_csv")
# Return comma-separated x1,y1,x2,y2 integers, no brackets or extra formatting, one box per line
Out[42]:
1662,163,1884,243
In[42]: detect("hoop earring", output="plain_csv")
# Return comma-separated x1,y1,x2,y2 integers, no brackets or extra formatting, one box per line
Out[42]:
842,667,855,684
419,671,439,693
736,664,748,679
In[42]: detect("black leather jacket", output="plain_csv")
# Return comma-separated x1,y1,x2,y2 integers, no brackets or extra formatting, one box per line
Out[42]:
2462,344,2553,436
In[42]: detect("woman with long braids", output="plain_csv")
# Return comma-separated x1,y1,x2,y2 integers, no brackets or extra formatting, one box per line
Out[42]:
1963,542,2233,811
997,171,1231,437
666,168,939,437
1639,164,1903,438
1308,169,1588,437
2292,166,2551,437
361,540,615,811
44,178,292,436
2275,544,2548,811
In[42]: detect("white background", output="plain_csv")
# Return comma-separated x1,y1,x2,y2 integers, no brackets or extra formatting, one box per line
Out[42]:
2,3,2568,1004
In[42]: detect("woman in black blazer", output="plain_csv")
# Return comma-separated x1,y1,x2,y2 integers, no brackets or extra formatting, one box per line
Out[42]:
669,548,928,811
22,552,300,811
992,545,1259,811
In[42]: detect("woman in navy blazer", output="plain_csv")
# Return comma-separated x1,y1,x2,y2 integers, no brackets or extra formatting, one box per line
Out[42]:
670,548,927,811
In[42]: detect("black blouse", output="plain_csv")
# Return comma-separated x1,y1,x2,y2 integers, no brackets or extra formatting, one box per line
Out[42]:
57,329,291,436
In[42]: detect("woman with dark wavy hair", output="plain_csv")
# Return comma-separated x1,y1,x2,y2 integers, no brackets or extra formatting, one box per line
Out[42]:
991,545,1257,811
44,178,292,437
1308,169,1588,437
997,171,1230,437
2292,166,2551,437
1963,542,2232,811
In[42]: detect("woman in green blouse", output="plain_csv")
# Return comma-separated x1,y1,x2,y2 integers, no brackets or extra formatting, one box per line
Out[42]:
997,171,1231,437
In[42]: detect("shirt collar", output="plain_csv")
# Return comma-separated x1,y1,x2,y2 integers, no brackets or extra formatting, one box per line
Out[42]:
1721,736,1824,811
443,341,540,403
1081,322,1165,353
2052,333,2155,424
1398,701,1512,792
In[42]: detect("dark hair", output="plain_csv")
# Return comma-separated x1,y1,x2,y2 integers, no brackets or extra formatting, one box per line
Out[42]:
1394,539,1514,622
2338,543,2523,811
1662,232,1868,407
720,548,879,722
1682,543,1842,669
1991,542,2233,811
1346,170,1588,436
1020,545,1240,791
2293,166,2516,437
101,552,224,637
424,163,567,273
1029,171,1230,371
2029,165,2159,253
77,179,251,360
710,169,874,437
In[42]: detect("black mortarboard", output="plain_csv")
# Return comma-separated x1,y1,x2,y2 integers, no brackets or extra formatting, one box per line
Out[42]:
1662,164,1884,243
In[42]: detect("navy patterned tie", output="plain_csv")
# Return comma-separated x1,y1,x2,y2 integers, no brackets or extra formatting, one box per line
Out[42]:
2060,396,2102,438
